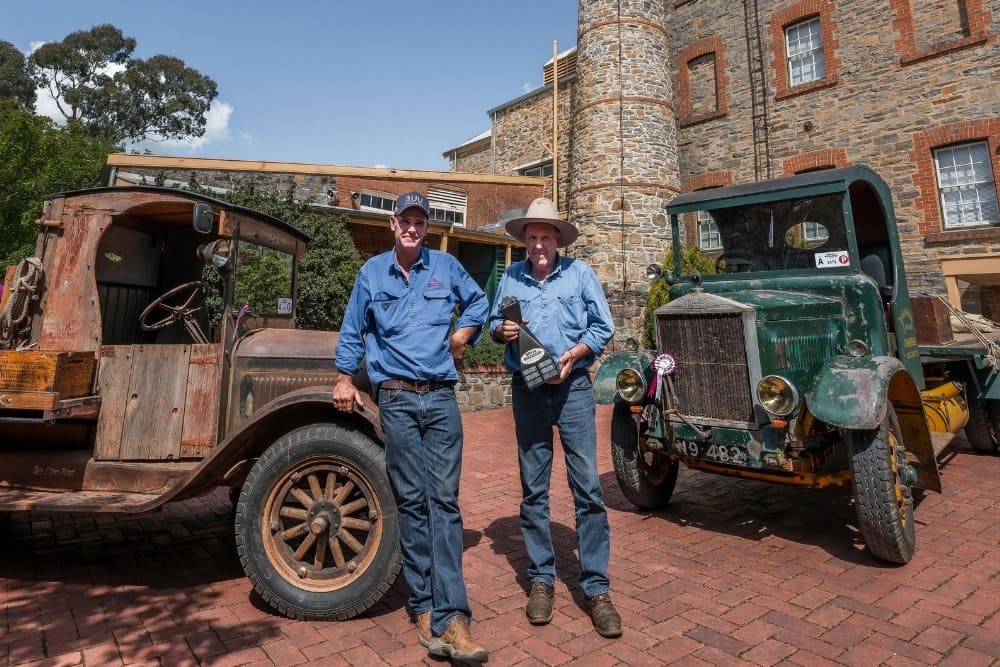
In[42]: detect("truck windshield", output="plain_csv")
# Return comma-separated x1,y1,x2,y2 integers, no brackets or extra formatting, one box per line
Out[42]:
692,193,849,274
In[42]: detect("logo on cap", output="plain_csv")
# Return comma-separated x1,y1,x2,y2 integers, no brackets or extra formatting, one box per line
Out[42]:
394,191,430,216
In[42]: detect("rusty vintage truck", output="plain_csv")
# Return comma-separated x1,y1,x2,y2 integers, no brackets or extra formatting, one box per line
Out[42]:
596,165,999,564
0,186,400,620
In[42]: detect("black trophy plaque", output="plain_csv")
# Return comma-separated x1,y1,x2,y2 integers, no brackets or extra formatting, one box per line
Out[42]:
499,296,560,389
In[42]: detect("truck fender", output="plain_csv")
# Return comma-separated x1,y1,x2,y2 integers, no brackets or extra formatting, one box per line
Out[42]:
594,351,654,404
164,386,384,503
808,355,940,492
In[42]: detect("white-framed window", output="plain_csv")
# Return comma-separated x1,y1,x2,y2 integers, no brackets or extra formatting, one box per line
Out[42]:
697,210,722,250
519,161,553,178
428,186,467,227
786,17,825,86
803,221,829,242
360,192,395,213
934,141,1000,229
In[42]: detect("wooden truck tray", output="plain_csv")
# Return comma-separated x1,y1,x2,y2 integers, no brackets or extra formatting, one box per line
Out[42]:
0,350,96,409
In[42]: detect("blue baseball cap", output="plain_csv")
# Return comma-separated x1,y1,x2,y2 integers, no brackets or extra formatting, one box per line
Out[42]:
393,191,430,217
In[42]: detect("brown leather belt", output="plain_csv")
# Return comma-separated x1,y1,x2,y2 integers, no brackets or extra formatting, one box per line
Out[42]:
380,379,455,394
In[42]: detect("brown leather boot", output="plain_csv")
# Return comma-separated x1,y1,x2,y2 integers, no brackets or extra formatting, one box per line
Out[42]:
525,582,555,625
587,593,622,638
414,612,442,652
436,615,489,663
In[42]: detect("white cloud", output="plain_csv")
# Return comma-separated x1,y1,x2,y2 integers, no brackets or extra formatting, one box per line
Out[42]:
522,82,533,94
165,100,233,149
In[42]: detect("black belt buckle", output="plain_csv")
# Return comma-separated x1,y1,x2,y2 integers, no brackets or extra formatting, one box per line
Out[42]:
413,380,431,393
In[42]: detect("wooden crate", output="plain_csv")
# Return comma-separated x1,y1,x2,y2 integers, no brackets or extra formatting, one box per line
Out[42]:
911,295,954,345
0,350,96,398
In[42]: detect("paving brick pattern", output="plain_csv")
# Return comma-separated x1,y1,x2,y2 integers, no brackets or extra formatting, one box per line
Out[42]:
2,406,999,666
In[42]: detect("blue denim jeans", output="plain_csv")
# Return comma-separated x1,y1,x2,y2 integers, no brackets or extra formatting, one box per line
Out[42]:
511,370,611,597
378,385,471,636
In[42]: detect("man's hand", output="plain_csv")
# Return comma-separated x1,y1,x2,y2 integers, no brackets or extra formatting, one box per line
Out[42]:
333,373,363,413
495,318,524,343
550,343,588,384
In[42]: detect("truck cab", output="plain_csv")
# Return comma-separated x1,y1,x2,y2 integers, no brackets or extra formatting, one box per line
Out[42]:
597,165,999,564
0,186,400,620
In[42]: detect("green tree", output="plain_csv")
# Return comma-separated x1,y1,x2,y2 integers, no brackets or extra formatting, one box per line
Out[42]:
0,101,114,267
642,245,717,348
29,24,217,144
0,41,35,109
185,177,361,330
295,213,362,330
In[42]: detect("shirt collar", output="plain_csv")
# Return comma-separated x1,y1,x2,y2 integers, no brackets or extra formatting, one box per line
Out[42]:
391,247,429,276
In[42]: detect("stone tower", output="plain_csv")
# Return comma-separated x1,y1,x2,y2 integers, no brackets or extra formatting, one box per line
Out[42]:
570,0,681,344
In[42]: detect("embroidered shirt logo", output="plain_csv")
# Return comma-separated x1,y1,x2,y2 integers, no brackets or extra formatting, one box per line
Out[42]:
427,277,444,289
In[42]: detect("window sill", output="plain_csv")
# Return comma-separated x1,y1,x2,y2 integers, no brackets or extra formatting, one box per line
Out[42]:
924,226,1000,244
900,33,989,66
775,76,839,101
678,109,728,128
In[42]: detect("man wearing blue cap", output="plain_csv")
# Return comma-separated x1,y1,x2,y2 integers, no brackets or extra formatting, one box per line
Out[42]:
334,190,489,662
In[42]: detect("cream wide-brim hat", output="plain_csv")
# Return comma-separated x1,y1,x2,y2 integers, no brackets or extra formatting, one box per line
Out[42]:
504,197,579,248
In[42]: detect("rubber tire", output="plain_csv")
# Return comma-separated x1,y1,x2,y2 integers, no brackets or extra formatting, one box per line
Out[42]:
847,405,915,564
610,402,678,509
964,398,1000,454
235,423,401,620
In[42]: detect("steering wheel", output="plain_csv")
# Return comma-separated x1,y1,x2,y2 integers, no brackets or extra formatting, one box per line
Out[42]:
715,251,769,274
139,281,208,342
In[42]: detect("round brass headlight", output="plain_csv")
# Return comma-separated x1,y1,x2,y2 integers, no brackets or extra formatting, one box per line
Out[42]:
756,375,798,417
616,368,646,403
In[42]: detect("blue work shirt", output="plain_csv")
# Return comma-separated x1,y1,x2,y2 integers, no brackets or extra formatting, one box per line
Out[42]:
488,255,615,374
336,247,487,385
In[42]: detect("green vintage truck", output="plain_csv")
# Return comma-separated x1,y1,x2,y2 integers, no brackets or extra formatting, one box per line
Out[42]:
596,165,999,564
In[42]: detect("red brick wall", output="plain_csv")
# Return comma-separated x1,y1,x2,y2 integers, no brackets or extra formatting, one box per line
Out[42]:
782,148,849,175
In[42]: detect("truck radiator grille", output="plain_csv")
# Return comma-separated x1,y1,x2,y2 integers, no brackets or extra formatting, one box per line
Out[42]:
656,312,753,422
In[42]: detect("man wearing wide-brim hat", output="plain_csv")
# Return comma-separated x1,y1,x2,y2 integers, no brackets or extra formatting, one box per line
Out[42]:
488,197,621,638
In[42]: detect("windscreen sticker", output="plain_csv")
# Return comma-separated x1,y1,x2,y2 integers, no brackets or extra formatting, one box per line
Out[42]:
815,251,849,268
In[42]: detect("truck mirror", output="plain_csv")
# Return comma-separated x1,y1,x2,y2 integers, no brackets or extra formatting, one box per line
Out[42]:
193,202,214,234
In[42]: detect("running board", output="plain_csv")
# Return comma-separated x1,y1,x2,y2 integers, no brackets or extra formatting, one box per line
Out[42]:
0,487,165,513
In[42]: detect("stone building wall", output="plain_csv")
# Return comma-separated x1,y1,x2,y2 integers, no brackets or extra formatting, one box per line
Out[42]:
452,0,999,320
447,139,493,175
571,0,681,342
447,80,578,213
666,0,1000,304
455,369,512,411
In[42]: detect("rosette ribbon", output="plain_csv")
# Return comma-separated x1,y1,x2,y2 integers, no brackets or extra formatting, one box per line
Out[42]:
647,352,677,402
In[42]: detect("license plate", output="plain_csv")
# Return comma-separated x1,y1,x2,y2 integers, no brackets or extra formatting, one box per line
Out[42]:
675,440,751,467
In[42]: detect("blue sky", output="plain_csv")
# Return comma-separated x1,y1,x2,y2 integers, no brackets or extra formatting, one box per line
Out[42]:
6,1,578,171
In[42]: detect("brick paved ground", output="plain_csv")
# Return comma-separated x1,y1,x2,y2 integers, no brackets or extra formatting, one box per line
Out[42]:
2,406,999,666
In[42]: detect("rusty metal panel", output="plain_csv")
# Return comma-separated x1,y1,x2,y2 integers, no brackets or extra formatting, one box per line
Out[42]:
657,312,754,422
94,346,136,460
180,344,222,458
120,345,189,460
38,213,113,353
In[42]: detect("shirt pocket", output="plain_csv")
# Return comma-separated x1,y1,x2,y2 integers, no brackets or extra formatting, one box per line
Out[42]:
372,290,406,335
556,294,585,331
420,288,454,326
